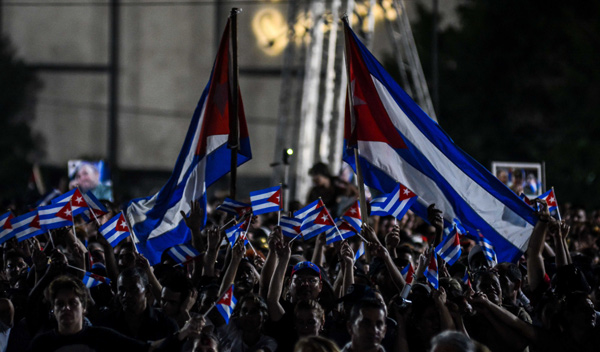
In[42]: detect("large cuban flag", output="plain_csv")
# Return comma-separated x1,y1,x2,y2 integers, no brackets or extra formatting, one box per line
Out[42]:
341,20,536,263
126,18,252,265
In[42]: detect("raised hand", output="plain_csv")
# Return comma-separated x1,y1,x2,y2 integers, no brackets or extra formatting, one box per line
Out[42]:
180,200,204,232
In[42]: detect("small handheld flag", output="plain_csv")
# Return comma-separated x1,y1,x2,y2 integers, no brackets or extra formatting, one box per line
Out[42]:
249,185,282,215
401,262,415,285
0,212,15,245
225,218,250,248
12,210,43,242
216,284,237,324
342,199,362,232
477,231,497,267
99,213,131,247
424,251,439,289
83,272,111,288
81,191,109,223
217,198,252,219
538,188,561,220
369,183,417,220
325,219,357,245
462,270,472,289
38,202,74,231
280,216,302,239
167,243,200,264
435,225,462,266
298,200,336,240
51,188,89,216
354,242,365,262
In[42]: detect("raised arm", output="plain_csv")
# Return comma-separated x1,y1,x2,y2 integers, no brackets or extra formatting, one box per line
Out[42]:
218,238,245,298
259,228,281,299
339,240,355,298
266,240,291,322
527,199,550,292
367,225,406,293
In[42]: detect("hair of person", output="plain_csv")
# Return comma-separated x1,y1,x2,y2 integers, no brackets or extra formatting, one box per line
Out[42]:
119,266,149,288
349,297,386,323
439,277,463,301
430,331,476,352
294,299,325,318
294,335,341,352
48,275,89,310
4,249,26,264
161,271,194,300
497,262,522,282
233,293,268,317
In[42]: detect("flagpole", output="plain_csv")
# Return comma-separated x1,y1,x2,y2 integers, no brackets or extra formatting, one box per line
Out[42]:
552,186,562,221
122,210,139,254
342,16,369,230
69,198,77,237
86,198,102,227
228,8,241,200
47,229,55,249
278,183,282,227
289,233,303,244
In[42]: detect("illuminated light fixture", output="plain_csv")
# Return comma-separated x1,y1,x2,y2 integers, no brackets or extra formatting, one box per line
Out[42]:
252,8,289,56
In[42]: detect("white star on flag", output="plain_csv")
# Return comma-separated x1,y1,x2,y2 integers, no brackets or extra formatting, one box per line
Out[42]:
350,208,357,214
75,196,84,204
403,189,410,195
65,209,72,216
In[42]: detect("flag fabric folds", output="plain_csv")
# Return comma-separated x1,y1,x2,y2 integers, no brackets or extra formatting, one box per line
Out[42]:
34,189,62,208
81,191,109,222
342,199,362,232
225,218,250,248
435,226,462,266
125,19,252,265
0,212,15,245
354,242,365,262
51,188,89,216
401,262,415,285
83,272,111,288
342,21,537,263
216,284,237,324
99,213,131,247
477,231,498,266
369,183,417,220
295,199,335,240
216,198,252,219
11,210,43,242
250,185,282,215
325,219,356,245
167,243,200,264
38,202,74,231
280,216,302,239
424,251,439,289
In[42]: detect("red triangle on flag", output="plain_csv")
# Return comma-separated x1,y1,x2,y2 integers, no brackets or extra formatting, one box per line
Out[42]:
71,189,88,207
267,188,281,206
398,184,416,201
3,214,13,230
56,203,73,221
217,286,233,305
115,214,129,232
30,214,41,229
314,208,335,226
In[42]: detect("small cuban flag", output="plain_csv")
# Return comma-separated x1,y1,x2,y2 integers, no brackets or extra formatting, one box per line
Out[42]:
369,183,417,220
538,188,561,220
477,231,497,267
38,202,74,231
462,270,472,289
325,219,356,245
225,218,250,248
167,243,200,264
83,271,111,288
216,198,252,219
280,216,302,239
401,262,415,285
342,199,362,232
249,185,282,215
99,212,131,247
0,212,15,245
81,190,109,222
216,284,237,324
435,225,462,266
296,199,335,240
424,251,439,290
354,242,365,262
12,210,43,242
51,188,89,216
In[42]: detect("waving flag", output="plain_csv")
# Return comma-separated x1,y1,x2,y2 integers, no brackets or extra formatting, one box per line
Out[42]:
250,185,282,215
83,272,111,288
477,231,497,266
424,251,439,289
216,284,237,324
280,216,302,239
81,191,108,222
0,212,15,245
370,183,417,220
217,198,252,219
435,226,462,266
225,218,250,248
342,200,362,232
401,262,415,285
167,243,200,264
99,212,130,247
125,19,252,265
52,188,89,216
538,188,561,220
12,210,43,242
342,21,536,263
325,219,356,244
462,270,472,289
354,242,365,262
296,200,335,240
38,202,74,230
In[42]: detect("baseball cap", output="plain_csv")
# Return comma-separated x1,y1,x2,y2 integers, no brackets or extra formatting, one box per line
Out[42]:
291,261,321,279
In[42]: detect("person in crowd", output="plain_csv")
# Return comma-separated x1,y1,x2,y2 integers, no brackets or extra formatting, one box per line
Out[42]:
341,298,387,352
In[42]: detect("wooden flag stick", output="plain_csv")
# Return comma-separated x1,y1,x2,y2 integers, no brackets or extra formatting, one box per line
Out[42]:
552,186,562,221
228,8,241,200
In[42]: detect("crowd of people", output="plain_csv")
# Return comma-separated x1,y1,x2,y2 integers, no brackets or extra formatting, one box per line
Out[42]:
1,162,599,352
